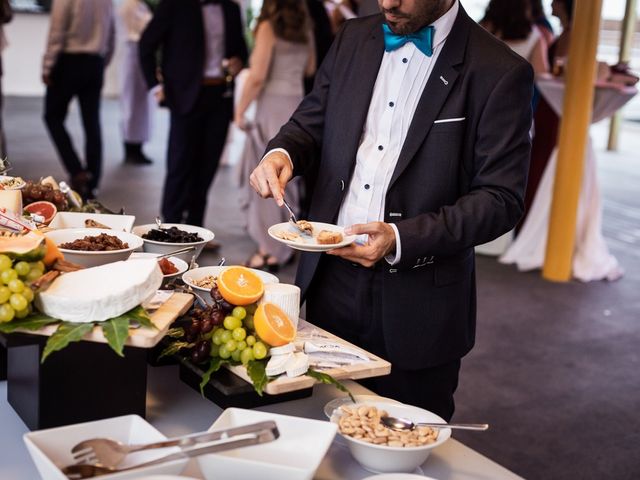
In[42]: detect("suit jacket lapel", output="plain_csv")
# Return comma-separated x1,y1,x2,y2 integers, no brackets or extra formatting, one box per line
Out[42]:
388,7,472,189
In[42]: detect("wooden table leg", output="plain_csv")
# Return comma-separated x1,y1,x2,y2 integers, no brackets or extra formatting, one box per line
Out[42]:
7,333,148,430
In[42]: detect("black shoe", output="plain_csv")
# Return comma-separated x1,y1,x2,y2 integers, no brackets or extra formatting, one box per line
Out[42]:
123,142,153,165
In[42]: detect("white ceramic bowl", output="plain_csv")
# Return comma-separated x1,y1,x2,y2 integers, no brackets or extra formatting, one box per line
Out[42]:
330,401,451,474
198,408,337,480
23,414,188,480
131,224,215,263
49,212,136,232
45,228,144,268
128,252,189,284
182,266,279,294
0,174,26,190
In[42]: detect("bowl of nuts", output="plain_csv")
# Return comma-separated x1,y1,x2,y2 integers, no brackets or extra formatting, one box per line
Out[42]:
330,402,451,473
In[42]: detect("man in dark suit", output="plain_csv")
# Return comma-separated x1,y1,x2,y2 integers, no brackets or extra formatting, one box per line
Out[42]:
139,0,248,226
250,0,532,420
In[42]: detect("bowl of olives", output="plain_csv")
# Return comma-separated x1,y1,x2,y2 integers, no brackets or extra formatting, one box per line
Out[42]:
131,223,215,263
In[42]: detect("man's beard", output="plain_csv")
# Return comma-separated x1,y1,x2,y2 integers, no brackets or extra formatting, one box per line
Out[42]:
382,1,450,35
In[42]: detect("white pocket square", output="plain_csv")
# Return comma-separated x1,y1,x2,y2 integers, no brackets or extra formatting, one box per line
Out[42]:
434,117,466,124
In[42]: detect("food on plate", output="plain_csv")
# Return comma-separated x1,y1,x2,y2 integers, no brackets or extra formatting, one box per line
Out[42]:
84,219,111,229
142,226,203,243
296,219,313,235
23,201,57,224
254,302,296,347
193,275,217,289
157,257,178,275
0,176,25,190
35,259,163,322
275,230,302,242
317,230,343,245
216,266,264,306
336,405,438,447
59,233,129,251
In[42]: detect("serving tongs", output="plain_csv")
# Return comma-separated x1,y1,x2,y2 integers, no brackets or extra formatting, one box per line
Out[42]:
63,420,279,478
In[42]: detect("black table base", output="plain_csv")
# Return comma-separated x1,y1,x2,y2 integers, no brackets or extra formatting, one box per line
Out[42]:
179,360,313,409
0,335,7,381
5,333,147,430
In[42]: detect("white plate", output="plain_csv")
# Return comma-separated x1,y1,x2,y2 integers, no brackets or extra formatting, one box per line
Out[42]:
267,221,356,252
129,252,189,281
363,474,438,480
323,394,403,419
0,174,26,190
49,212,136,232
182,265,279,294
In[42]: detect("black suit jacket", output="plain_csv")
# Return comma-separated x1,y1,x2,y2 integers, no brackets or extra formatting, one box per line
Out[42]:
267,7,533,369
138,0,248,115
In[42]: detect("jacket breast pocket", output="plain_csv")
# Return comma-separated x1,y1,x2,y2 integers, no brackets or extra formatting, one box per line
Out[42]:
430,119,466,134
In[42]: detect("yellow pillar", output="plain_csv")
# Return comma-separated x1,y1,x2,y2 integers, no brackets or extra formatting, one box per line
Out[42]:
542,0,604,282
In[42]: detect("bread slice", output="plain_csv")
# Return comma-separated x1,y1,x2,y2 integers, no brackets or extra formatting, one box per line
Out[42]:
316,230,343,245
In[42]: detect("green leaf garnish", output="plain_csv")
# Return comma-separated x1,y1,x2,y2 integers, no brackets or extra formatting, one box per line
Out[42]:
0,312,60,333
246,359,269,396
101,316,130,357
166,327,185,338
158,341,194,360
127,306,155,330
306,368,355,402
41,322,94,363
199,356,227,395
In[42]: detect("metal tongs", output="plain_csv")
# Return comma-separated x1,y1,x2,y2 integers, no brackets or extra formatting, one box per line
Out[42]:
63,420,279,478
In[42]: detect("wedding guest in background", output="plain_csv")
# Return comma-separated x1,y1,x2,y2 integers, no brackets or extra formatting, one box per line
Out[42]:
42,0,115,200
0,0,13,159
119,0,154,165
530,0,554,47
235,0,315,272
325,0,358,34
139,0,248,227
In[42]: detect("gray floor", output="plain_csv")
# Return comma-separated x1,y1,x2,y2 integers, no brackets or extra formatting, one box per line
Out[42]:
3,95,640,480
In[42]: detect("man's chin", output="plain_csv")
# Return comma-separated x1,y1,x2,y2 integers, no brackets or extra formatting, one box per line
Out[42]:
384,18,414,35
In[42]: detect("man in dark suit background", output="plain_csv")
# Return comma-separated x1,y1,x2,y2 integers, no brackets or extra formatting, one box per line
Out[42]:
139,0,247,226
250,0,532,420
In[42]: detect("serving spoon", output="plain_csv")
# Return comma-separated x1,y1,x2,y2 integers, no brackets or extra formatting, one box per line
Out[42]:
380,416,489,432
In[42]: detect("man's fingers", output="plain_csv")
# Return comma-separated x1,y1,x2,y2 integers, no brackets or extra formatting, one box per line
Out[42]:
250,169,273,199
264,166,284,205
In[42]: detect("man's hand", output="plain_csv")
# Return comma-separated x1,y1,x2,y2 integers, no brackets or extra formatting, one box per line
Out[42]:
225,56,243,77
327,222,396,268
153,85,165,105
249,151,292,206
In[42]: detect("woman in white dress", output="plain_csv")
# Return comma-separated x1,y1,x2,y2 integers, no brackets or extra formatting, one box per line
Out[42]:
234,0,316,271
119,0,153,165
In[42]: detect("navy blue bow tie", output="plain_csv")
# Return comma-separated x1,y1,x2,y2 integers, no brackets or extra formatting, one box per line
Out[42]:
382,24,435,57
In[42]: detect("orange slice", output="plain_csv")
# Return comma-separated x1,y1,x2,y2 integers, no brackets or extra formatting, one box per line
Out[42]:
254,303,296,347
217,266,264,306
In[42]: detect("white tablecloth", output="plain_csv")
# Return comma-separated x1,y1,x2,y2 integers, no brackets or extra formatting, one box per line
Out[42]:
500,77,637,281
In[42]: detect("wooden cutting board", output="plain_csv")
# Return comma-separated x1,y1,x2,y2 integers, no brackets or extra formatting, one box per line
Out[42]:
14,292,193,349
226,319,391,395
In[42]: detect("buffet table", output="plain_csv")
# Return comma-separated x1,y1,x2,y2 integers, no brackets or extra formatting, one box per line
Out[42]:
0,366,523,479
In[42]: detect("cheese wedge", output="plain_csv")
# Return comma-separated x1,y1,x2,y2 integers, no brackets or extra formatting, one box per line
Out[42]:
286,352,310,377
266,352,293,377
35,259,163,323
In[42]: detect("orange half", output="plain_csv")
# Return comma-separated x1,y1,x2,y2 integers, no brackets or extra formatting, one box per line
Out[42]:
217,266,264,306
254,303,296,347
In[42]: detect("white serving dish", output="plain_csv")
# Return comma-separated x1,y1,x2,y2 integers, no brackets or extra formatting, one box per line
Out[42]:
45,228,144,268
49,212,136,232
182,266,279,293
197,408,337,480
131,224,215,263
330,401,451,474
129,252,189,284
23,415,189,480
323,394,403,419
0,174,26,190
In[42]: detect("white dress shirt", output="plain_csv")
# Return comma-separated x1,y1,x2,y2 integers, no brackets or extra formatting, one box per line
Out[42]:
202,4,225,78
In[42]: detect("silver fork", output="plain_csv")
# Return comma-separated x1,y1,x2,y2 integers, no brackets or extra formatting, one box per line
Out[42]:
70,421,278,470
282,197,312,236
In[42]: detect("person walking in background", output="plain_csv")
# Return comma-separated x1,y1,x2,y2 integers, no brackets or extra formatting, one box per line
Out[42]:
42,0,115,200
529,0,554,47
119,0,154,165
139,0,248,227
0,0,13,159
234,0,315,272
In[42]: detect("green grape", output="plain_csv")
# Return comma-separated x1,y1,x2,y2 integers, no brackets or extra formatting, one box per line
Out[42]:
223,315,241,330
1,269,17,284
236,340,247,351
0,303,15,323
220,330,232,344
253,342,268,360
209,343,220,357
240,348,254,365
21,287,34,303
15,307,30,319
26,269,44,282
9,294,27,312
14,261,30,277
244,315,255,331
232,306,246,320
246,303,258,315
8,279,25,294
212,328,224,346
218,345,231,359
0,286,11,304
231,349,242,362
0,255,12,272
225,339,237,352
232,327,246,342
29,261,45,272
246,335,256,346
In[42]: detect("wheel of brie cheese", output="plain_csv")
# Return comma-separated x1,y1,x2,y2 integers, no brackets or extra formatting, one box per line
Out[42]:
35,259,163,323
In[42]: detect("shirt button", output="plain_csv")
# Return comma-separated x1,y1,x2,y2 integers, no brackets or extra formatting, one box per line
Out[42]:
402,58,408,64
378,145,384,151
364,184,370,190
389,101,394,107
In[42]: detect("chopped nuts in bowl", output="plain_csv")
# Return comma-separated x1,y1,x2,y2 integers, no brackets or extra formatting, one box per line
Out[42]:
330,402,451,473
